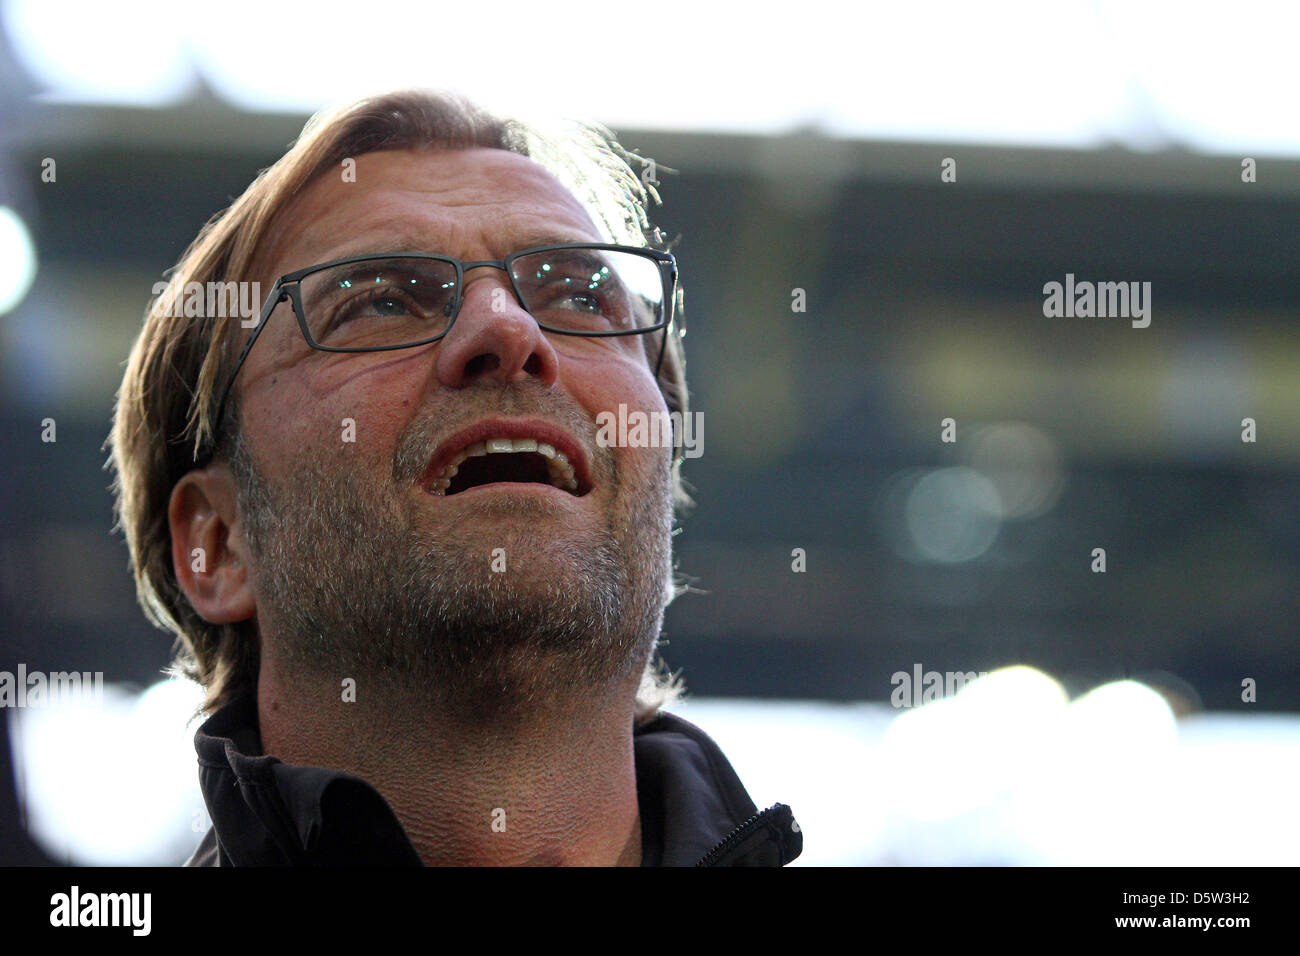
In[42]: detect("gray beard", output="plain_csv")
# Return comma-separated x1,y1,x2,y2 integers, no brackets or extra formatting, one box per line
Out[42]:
227,387,673,723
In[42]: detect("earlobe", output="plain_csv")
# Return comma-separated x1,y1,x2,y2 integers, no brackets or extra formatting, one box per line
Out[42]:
169,466,257,625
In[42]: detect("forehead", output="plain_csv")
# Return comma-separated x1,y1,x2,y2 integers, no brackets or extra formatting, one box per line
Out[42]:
260,147,607,274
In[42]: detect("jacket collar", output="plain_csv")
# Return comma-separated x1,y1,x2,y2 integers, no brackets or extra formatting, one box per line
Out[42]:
188,694,800,867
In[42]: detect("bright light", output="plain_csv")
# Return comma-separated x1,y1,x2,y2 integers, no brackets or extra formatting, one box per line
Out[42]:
5,0,1300,153
0,207,37,314
12,677,207,865
1013,679,1180,865
880,666,1068,821
904,467,1003,563
10,678,1300,865
4,0,194,105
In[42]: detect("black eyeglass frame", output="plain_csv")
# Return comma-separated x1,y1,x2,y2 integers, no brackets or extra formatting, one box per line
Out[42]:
203,242,679,461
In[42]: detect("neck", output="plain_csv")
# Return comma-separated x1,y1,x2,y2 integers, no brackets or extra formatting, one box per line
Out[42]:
255,651,644,866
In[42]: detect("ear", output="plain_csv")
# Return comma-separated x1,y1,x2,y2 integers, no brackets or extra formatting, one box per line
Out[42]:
169,463,257,625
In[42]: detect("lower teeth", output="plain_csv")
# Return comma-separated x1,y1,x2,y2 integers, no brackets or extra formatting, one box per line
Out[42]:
432,477,573,496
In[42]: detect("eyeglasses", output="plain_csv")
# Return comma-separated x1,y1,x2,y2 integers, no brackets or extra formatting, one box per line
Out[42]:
204,242,679,460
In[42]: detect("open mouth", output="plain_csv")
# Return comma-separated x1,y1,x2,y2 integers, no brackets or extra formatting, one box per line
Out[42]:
426,437,588,497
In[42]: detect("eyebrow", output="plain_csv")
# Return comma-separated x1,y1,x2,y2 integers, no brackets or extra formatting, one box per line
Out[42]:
507,233,604,253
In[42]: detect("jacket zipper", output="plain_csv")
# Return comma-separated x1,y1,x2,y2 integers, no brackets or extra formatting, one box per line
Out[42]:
694,804,782,867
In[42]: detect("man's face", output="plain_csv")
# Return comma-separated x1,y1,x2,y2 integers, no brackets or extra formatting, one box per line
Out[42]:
225,148,675,714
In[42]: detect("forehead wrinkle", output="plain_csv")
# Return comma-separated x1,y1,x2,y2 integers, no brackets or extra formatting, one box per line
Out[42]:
295,199,602,265
235,148,607,374
268,166,602,271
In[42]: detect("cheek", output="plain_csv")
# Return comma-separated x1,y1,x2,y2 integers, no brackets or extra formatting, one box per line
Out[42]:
242,390,326,476
571,356,674,487
566,348,668,423
247,356,425,478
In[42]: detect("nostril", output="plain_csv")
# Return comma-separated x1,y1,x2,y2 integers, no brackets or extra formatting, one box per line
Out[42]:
463,353,501,378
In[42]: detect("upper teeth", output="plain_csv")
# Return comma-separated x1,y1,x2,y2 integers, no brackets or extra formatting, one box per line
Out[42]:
429,437,579,495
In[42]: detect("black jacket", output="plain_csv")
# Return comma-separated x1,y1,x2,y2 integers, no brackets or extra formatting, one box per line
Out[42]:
184,694,802,867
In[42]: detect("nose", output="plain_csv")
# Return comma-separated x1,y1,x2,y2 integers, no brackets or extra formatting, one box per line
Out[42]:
434,269,560,389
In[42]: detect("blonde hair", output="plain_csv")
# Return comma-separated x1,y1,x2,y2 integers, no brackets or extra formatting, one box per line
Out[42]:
108,90,688,721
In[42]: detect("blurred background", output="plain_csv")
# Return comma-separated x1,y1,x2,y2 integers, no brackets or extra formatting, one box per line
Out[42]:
1,0,1297,866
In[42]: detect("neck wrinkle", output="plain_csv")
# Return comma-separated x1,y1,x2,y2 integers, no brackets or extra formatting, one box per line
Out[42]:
257,656,645,867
